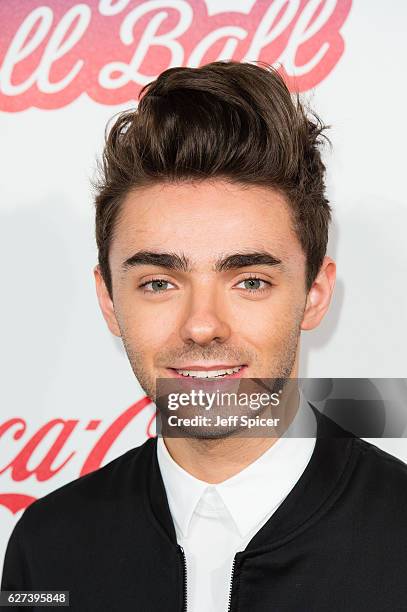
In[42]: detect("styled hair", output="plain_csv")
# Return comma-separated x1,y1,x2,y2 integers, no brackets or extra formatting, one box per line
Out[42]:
94,60,331,299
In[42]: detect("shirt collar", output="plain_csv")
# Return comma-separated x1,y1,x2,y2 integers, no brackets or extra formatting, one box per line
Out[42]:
156,436,209,538
157,392,317,538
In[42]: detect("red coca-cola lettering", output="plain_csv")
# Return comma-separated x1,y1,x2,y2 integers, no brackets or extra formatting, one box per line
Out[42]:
80,395,152,475
0,396,154,514
0,419,79,481
0,0,352,112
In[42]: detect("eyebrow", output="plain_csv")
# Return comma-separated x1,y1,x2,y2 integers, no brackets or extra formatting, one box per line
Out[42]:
121,250,283,274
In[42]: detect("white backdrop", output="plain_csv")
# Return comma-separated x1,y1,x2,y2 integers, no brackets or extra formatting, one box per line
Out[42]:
1,0,407,574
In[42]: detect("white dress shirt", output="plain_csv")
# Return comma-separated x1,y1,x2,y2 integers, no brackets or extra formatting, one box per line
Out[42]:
157,393,317,612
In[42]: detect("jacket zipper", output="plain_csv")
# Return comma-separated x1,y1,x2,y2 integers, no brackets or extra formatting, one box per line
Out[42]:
227,556,236,612
179,545,237,612
179,545,188,612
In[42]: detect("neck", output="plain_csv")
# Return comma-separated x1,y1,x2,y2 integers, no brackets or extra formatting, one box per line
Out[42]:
163,388,300,484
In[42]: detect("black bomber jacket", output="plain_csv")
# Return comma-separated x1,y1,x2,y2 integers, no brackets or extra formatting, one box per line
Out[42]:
2,404,407,611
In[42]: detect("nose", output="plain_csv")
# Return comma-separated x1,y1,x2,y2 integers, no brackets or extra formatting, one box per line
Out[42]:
179,283,231,346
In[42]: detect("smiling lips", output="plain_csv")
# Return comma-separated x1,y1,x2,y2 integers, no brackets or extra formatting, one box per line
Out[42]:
168,365,247,379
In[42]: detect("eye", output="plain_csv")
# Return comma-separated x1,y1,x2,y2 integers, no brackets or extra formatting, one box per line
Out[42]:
235,276,272,293
139,278,176,293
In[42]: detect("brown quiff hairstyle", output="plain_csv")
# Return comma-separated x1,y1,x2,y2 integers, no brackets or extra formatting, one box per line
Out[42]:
94,61,331,300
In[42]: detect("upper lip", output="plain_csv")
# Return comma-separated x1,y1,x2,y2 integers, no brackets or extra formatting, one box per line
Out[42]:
169,364,245,371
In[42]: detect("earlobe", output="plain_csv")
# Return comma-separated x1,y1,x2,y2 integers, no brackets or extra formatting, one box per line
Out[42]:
301,257,336,331
93,265,122,338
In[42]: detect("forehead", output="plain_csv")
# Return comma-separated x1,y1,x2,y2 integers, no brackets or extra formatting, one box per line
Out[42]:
109,180,303,268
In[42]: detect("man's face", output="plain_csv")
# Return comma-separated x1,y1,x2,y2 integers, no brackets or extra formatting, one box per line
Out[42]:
98,180,315,403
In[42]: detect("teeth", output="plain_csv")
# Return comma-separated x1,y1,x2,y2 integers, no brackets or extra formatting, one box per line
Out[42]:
175,366,243,378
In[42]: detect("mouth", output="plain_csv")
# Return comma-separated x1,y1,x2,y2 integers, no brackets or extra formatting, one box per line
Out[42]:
166,365,248,379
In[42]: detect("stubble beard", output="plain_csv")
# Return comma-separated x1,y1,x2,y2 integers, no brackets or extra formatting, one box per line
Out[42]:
118,318,302,441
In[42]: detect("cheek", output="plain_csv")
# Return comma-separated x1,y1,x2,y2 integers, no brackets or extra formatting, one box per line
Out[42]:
235,293,302,348
118,295,180,353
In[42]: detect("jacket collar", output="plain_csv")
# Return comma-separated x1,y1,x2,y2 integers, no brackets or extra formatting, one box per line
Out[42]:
241,404,356,554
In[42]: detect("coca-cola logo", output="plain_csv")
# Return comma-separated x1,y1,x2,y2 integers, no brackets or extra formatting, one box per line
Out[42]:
0,396,156,514
0,0,352,112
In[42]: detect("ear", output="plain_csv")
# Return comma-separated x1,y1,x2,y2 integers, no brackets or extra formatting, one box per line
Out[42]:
93,265,121,337
301,256,336,331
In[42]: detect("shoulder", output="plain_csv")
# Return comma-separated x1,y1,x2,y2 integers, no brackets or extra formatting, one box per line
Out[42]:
14,437,156,539
353,436,407,488
341,437,407,556
2,438,157,590
312,405,407,510
344,437,407,530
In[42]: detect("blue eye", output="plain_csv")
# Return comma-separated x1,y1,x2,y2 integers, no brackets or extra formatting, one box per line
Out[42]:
236,277,271,293
139,279,175,293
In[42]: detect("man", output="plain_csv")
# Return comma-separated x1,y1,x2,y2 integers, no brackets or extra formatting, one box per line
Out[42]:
2,61,407,611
